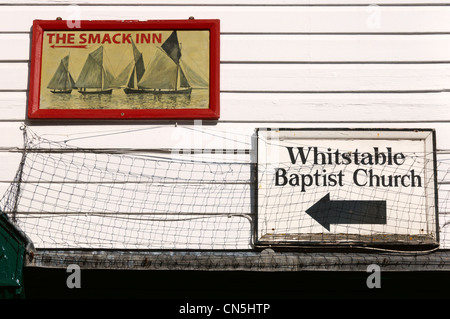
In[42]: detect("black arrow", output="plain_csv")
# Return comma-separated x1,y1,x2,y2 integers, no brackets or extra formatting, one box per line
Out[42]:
305,193,387,231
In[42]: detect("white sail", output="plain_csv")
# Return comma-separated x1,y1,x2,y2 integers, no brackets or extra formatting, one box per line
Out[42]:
138,48,178,90
180,59,208,89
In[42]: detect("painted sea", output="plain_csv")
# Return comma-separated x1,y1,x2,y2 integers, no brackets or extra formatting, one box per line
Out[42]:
40,88,209,110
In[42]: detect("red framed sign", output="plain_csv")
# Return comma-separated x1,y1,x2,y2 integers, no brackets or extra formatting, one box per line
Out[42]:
28,19,220,120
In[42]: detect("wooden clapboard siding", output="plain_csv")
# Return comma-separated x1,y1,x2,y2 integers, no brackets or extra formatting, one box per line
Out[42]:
14,214,253,249
4,33,450,62
5,0,450,4
3,91,450,122
2,91,450,122
5,1,450,4
5,62,450,92
2,5,450,33
0,4,450,33
0,1,449,250
1,122,450,149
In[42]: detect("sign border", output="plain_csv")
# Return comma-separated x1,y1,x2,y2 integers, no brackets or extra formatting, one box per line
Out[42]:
255,128,439,249
28,19,220,120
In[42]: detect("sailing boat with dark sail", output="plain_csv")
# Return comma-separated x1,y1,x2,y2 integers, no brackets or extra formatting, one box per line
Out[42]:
123,40,146,94
124,31,192,95
75,46,114,95
47,55,76,94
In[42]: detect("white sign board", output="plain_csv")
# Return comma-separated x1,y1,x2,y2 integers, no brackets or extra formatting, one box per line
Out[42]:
256,129,438,247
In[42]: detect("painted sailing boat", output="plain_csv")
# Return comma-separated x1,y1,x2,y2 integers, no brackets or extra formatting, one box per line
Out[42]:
75,46,115,95
123,40,146,93
47,55,76,94
124,31,192,95
110,61,134,88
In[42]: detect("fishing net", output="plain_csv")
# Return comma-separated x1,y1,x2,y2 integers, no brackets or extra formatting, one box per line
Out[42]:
1,126,449,271
1,127,254,251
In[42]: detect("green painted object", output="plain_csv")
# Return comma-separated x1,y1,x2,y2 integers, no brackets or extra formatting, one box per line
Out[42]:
0,212,34,298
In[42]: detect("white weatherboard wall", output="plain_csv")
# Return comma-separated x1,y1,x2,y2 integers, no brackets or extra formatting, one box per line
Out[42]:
0,1,450,250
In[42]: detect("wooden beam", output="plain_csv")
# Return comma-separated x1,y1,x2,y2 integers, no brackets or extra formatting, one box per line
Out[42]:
28,248,450,271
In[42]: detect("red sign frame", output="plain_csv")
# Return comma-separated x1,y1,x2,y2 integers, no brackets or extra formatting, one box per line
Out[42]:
28,19,220,120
